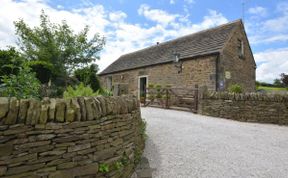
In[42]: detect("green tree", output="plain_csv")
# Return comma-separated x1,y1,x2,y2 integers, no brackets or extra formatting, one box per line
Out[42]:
74,64,101,92
280,73,288,87
26,60,53,84
0,66,40,99
0,47,24,82
14,10,105,85
273,79,282,87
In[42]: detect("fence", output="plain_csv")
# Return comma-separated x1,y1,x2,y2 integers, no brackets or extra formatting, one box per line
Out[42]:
143,85,199,113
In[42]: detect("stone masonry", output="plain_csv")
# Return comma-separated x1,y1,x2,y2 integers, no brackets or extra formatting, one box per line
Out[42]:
198,92,288,125
99,20,256,96
0,96,145,178
220,23,256,92
100,55,218,96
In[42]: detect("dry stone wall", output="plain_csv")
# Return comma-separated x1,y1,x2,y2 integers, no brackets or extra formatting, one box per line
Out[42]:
0,96,145,178
198,92,288,125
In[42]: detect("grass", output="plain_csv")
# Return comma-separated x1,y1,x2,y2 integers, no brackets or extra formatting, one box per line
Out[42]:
258,86,287,91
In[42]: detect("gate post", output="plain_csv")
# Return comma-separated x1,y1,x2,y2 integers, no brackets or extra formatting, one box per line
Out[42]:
194,84,199,113
165,88,169,109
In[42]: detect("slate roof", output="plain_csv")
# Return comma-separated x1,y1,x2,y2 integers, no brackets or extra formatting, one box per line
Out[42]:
100,19,241,75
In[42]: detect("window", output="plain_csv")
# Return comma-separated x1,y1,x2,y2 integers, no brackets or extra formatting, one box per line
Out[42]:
237,39,244,58
107,76,112,91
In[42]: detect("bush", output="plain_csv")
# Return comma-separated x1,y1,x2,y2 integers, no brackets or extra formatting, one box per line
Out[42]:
74,64,101,92
148,83,154,88
99,163,109,173
63,83,97,99
96,88,113,96
0,66,40,99
0,47,24,81
140,119,147,141
228,84,243,93
26,60,53,84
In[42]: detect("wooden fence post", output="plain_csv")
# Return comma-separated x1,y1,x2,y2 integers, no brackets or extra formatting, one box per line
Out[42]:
194,84,199,113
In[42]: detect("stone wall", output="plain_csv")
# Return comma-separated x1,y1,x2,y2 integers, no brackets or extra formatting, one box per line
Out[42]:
100,55,218,97
0,96,145,178
198,92,288,125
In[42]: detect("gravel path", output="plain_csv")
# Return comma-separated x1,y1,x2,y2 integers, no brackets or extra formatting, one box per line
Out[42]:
141,107,288,178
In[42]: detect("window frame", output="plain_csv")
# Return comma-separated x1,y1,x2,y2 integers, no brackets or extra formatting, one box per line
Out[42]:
237,39,245,59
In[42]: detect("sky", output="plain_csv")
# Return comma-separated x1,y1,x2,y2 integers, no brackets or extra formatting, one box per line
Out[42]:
0,0,287,83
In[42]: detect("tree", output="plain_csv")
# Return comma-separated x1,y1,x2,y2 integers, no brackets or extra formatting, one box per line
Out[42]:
74,64,101,92
0,66,40,99
26,60,53,84
280,73,288,87
14,10,105,85
273,79,282,87
0,47,24,82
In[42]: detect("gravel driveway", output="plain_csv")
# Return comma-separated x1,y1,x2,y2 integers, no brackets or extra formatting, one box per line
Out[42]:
141,107,288,178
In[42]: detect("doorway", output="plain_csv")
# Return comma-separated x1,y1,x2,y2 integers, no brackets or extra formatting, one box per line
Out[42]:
139,76,148,100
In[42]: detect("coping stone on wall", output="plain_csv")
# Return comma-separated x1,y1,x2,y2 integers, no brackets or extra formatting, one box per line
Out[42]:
18,99,29,124
39,98,50,124
4,97,19,125
26,99,41,125
77,97,87,121
55,99,66,123
0,97,9,120
65,99,75,122
48,98,56,122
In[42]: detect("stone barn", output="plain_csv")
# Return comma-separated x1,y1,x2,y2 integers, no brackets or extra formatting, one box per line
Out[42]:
99,19,256,98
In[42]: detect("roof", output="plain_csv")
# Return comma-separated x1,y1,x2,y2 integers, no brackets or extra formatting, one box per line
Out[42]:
100,19,242,75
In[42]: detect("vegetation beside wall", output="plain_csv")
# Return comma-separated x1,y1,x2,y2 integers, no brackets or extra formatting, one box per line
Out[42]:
0,11,105,99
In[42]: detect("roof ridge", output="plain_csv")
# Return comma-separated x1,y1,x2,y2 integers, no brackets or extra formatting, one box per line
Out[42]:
120,19,242,58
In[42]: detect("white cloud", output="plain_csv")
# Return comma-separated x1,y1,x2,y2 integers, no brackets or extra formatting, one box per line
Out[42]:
0,0,232,74
184,0,195,4
277,2,288,15
255,48,288,82
247,2,288,44
109,11,127,22
262,16,288,32
170,0,175,5
250,34,288,44
138,4,179,26
248,6,267,17
189,10,228,32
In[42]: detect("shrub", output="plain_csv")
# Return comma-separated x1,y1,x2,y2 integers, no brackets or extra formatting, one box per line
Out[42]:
114,161,123,170
120,153,129,166
134,148,142,165
96,88,113,96
99,163,109,173
140,119,148,141
63,83,97,99
148,83,154,88
155,84,162,98
26,60,53,84
0,66,41,99
74,64,101,92
228,84,243,93
0,47,24,81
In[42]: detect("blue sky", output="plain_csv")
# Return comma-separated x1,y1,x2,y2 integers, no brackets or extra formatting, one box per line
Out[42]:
0,0,287,83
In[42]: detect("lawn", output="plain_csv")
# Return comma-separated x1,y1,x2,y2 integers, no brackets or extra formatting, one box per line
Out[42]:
258,86,287,91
